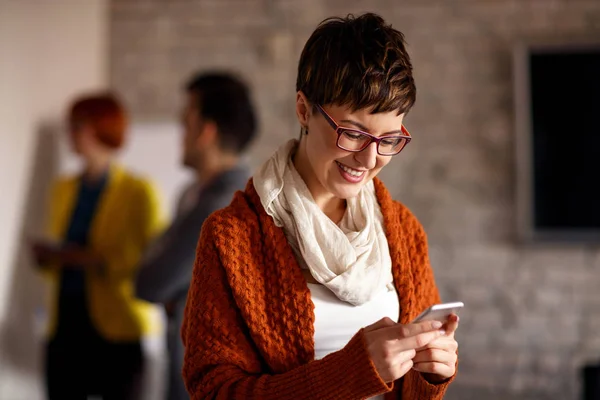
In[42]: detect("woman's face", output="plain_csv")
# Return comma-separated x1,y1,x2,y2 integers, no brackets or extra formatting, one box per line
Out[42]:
69,120,102,157
295,93,405,201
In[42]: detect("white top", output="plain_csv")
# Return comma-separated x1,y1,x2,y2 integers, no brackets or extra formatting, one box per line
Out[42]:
309,283,400,400
253,139,394,306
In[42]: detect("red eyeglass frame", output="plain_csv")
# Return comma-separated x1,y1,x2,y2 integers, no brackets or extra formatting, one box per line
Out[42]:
315,104,412,156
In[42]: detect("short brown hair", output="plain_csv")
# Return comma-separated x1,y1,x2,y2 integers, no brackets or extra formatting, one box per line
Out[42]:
69,93,128,149
296,13,416,115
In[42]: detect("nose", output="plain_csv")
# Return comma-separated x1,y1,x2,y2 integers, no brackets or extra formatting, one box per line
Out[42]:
354,142,378,170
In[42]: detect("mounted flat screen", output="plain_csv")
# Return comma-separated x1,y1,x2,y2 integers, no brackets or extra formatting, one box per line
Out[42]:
514,41,600,243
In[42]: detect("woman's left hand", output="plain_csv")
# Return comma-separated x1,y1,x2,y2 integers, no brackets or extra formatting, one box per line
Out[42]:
411,314,459,383
31,242,62,266
61,246,104,270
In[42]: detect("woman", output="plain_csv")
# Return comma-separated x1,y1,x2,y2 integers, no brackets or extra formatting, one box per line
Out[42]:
182,13,459,400
32,93,165,399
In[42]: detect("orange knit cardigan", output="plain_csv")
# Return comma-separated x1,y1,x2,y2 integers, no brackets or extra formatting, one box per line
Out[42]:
181,178,456,399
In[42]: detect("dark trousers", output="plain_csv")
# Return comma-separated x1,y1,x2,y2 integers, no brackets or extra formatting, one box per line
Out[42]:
45,291,144,400
45,337,143,400
166,301,188,400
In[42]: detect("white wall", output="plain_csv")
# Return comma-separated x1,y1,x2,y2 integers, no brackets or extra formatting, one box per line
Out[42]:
0,1,108,398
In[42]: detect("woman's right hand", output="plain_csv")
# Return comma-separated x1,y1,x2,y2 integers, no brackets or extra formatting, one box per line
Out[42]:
31,241,62,266
363,317,445,383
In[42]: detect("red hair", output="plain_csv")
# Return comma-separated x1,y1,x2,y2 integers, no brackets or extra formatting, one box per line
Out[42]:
69,93,128,149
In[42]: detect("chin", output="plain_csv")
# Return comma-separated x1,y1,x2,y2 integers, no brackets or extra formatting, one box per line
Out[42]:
327,181,365,200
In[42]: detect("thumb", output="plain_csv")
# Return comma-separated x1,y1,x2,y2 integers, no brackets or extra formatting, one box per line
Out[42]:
364,317,396,332
444,314,460,336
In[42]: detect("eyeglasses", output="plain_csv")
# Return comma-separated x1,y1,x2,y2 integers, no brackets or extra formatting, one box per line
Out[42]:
316,104,411,156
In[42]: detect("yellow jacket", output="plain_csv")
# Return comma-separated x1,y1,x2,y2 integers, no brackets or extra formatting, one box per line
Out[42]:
43,164,166,342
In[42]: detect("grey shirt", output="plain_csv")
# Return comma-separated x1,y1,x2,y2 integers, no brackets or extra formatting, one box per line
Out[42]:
134,165,250,400
135,165,250,305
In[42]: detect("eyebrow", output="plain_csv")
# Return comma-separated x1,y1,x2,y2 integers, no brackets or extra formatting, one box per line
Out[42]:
340,119,405,136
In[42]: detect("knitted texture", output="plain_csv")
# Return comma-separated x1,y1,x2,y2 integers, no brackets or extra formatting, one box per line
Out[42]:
181,178,456,400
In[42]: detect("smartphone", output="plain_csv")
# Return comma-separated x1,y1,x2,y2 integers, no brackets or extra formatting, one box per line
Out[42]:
411,302,464,324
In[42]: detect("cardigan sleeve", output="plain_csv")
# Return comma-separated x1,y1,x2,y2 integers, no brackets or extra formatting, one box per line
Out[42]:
399,209,457,400
34,180,63,280
101,178,165,283
181,217,392,400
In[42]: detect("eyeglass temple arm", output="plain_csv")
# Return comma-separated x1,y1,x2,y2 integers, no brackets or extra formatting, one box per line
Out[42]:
316,105,339,131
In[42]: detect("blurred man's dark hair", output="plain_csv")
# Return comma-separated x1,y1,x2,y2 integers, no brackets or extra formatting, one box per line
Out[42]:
186,72,257,153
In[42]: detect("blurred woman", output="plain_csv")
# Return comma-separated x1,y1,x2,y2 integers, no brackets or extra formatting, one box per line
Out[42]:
32,93,165,400
181,13,459,400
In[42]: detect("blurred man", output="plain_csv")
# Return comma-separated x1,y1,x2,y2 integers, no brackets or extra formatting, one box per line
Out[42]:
135,72,257,400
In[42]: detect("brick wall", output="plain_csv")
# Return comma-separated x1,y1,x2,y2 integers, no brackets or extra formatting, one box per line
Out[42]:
110,1,600,399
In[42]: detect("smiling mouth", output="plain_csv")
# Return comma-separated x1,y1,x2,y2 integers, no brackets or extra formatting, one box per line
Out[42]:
336,161,367,177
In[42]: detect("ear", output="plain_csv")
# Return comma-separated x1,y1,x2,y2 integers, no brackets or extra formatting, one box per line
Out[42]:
195,120,218,149
295,91,311,129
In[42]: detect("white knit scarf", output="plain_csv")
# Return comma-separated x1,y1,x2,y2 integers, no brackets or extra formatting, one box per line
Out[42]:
253,139,394,306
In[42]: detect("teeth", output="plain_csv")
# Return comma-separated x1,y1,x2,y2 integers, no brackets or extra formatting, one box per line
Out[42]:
338,162,365,177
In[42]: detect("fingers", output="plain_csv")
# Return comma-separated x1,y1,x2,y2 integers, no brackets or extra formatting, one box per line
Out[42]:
364,317,397,332
412,343,458,380
413,348,456,365
380,320,443,341
379,359,415,384
419,336,458,352
412,361,455,378
365,318,459,384
399,329,445,351
391,360,414,382
375,321,446,352
381,348,416,368
404,320,444,336
444,314,460,336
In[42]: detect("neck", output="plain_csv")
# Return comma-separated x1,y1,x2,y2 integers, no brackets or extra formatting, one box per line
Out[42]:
293,140,346,223
195,152,239,186
83,153,111,182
